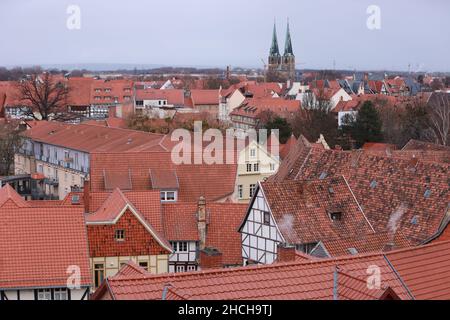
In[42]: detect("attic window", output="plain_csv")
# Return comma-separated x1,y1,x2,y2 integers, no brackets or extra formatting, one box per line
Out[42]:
424,189,432,198
370,180,378,189
329,211,342,221
263,212,271,225
319,172,328,180
115,230,125,241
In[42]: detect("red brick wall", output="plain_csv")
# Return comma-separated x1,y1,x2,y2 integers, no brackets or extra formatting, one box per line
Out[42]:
87,209,169,257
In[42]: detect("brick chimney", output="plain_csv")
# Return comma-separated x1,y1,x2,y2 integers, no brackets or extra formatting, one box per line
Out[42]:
83,179,90,213
197,196,207,250
277,243,297,263
199,248,223,270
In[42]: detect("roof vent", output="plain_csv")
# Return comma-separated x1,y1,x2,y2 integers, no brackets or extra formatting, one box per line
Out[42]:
71,194,80,205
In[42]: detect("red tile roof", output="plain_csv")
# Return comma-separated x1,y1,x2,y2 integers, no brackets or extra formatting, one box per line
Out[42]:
0,185,91,289
135,88,185,106
23,121,166,153
385,241,450,299
93,241,450,300
162,202,248,266
257,176,375,244
190,90,220,106
230,97,300,119
89,152,238,202
320,231,412,257
402,139,450,152
85,188,172,253
270,137,450,245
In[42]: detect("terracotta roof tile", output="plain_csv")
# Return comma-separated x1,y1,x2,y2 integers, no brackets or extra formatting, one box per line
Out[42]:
91,241,450,300
0,185,91,289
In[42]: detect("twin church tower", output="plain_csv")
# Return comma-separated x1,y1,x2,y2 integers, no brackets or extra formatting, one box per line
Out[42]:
268,20,296,81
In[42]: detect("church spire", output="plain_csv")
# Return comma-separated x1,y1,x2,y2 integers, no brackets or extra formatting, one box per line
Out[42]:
284,18,294,56
269,20,280,57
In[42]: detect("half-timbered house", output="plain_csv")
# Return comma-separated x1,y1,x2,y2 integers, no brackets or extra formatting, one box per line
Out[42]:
238,176,379,265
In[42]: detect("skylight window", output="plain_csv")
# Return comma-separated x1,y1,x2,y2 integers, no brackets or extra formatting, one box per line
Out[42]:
424,189,432,198
370,180,378,189
319,172,328,180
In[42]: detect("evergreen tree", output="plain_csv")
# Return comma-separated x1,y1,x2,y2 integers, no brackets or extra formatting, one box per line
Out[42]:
343,101,383,148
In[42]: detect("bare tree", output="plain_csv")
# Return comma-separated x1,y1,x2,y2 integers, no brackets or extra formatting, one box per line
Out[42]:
15,72,71,121
0,120,23,175
428,92,450,146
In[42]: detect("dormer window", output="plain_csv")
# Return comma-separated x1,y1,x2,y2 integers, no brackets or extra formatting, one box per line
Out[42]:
161,190,177,202
115,229,125,241
329,211,342,221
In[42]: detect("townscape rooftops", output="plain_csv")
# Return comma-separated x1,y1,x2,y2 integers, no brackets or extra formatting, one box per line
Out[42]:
0,185,91,289
93,240,450,300
270,137,450,245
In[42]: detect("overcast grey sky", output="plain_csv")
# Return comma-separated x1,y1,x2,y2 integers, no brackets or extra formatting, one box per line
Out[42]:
1,0,449,71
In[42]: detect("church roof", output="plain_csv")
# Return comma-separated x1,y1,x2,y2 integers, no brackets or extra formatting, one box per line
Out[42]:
269,22,280,57
284,20,294,56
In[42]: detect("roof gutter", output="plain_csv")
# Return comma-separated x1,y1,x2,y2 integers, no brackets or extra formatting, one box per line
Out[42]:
333,266,339,301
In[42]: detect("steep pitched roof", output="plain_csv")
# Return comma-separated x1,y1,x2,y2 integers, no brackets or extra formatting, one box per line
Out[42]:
270,137,450,245
402,139,450,152
85,188,172,253
0,184,30,208
0,186,91,289
258,176,375,244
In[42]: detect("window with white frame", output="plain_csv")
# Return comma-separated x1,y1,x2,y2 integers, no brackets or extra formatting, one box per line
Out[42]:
171,241,188,252
54,288,68,300
250,148,256,158
176,265,185,273
238,185,243,199
37,289,51,300
160,191,177,202
187,265,197,272
115,229,125,241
